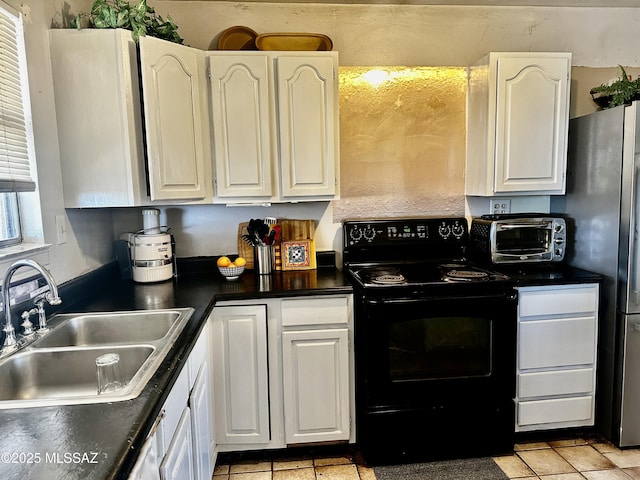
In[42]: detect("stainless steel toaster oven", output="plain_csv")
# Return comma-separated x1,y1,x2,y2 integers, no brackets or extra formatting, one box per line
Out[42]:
470,214,566,264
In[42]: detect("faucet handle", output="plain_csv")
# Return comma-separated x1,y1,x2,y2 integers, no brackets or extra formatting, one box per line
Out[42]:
20,309,36,336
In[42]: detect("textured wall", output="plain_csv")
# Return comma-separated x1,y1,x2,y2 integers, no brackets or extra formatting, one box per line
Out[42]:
335,67,467,220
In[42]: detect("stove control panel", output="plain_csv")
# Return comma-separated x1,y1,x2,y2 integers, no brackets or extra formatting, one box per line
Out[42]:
345,218,468,246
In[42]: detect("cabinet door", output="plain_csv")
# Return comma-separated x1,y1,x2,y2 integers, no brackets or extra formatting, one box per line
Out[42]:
139,36,208,201
494,56,570,194
276,56,338,198
211,305,270,444
209,55,273,198
190,362,212,480
160,407,194,480
50,29,146,207
282,328,350,444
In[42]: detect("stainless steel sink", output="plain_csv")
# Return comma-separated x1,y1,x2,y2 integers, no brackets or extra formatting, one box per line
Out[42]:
0,345,154,407
0,307,194,409
32,310,187,348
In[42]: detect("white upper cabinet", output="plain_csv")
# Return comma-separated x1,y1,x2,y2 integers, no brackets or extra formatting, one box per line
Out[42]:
209,55,273,198
50,29,212,207
466,52,571,196
276,56,338,198
208,52,339,203
139,36,210,202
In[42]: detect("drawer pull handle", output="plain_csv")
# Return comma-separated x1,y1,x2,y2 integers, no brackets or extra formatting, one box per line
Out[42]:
634,323,640,332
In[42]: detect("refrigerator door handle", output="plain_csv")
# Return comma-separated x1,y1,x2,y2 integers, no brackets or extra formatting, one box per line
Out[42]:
634,322,640,332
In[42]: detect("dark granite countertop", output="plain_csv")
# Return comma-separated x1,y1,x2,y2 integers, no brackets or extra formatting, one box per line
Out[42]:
0,264,352,480
491,264,604,287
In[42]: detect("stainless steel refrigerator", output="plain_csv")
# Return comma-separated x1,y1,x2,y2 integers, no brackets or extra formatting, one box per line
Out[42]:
551,101,640,446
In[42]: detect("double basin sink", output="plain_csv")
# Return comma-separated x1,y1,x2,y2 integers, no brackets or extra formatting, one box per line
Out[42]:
0,308,194,409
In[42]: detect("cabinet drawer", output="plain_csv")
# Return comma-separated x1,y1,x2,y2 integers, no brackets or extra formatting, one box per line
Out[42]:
519,285,598,318
518,396,594,426
281,296,350,327
518,368,594,398
519,316,596,369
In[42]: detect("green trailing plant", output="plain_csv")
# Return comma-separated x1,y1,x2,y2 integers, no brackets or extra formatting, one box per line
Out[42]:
70,0,183,44
590,65,640,109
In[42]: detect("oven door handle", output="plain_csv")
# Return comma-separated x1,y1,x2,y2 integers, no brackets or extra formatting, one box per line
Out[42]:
364,291,518,305
498,222,549,229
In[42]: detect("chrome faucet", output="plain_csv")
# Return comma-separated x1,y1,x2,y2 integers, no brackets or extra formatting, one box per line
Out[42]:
2,259,62,353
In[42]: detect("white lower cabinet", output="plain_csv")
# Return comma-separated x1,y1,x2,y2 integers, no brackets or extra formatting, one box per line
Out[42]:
211,294,355,452
210,305,270,445
161,407,194,480
516,284,599,432
282,328,350,443
130,323,213,480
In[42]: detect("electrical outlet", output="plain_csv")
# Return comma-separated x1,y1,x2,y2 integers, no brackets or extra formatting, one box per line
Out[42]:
55,214,67,244
490,199,511,215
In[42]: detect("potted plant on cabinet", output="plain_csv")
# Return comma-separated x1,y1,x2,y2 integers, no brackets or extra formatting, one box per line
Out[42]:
70,0,182,44
590,65,640,109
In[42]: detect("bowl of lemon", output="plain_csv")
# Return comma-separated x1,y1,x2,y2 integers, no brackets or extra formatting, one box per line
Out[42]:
217,256,247,280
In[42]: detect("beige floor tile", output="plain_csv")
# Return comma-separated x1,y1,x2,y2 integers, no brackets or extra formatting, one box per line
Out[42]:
516,442,552,451
272,467,315,480
590,441,620,454
356,464,377,480
230,460,273,474
517,448,576,476
314,454,354,467
583,469,635,480
538,474,584,480
555,445,616,471
272,458,314,471
315,464,360,480
493,453,536,477
214,476,230,480
548,439,589,448
606,449,640,468
623,466,640,479
230,472,272,480
215,463,231,475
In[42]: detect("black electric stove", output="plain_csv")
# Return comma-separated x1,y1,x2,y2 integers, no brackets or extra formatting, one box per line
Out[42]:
343,218,517,464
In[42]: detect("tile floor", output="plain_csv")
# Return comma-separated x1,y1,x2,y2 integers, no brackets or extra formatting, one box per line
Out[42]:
212,436,640,479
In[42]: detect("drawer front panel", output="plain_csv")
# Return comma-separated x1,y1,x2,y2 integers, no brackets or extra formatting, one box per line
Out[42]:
518,396,594,426
518,368,594,398
519,316,596,369
519,285,598,318
281,296,350,327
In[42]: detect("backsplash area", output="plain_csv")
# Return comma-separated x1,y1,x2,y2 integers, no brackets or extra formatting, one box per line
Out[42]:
334,66,467,222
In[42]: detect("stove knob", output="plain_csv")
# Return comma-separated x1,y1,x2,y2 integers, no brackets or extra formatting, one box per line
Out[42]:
363,226,376,241
349,227,363,242
438,223,452,239
451,221,466,239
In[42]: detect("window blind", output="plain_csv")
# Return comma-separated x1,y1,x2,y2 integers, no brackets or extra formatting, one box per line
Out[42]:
0,3,35,192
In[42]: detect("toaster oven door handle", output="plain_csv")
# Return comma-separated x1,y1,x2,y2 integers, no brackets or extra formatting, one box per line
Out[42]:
498,222,549,229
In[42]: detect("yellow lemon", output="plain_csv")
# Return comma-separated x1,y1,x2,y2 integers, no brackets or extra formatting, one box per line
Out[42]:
217,256,231,267
234,257,247,267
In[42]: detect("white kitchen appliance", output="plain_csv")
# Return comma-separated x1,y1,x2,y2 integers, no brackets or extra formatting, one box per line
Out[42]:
127,209,175,283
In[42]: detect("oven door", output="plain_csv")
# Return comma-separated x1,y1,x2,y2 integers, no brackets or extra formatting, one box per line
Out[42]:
493,221,555,263
359,289,517,409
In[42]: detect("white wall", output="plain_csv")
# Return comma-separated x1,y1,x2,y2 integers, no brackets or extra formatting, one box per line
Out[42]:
17,0,640,283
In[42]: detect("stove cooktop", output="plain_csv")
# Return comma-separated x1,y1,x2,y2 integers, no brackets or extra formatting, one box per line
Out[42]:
348,262,511,289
